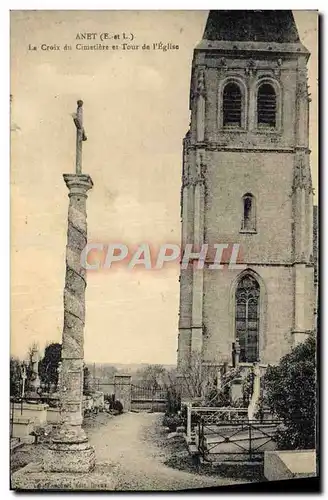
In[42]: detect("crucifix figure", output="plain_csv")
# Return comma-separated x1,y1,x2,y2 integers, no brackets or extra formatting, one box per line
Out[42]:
73,100,87,174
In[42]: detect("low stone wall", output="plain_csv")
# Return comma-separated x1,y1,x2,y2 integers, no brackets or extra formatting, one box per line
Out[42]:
131,400,166,412
264,450,317,481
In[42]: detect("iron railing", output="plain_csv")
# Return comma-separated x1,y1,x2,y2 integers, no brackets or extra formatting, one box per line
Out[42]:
197,417,283,463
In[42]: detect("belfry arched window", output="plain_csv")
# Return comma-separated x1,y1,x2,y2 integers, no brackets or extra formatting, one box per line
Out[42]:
257,83,276,127
223,82,242,127
235,275,260,363
241,193,256,232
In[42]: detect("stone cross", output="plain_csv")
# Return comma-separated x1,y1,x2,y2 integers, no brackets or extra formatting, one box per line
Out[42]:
31,347,41,390
232,339,240,368
26,346,40,399
73,100,87,174
21,363,27,399
44,100,95,473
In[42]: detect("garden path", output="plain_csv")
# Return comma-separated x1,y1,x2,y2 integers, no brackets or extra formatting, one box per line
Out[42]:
86,411,247,491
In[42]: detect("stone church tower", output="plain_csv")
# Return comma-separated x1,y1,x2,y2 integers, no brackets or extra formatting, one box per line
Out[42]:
177,11,315,370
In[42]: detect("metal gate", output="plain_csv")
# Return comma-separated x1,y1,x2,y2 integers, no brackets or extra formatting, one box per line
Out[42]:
131,384,167,412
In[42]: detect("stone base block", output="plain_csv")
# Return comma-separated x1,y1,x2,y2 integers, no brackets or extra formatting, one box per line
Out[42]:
43,444,96,473
11,462,118,491
20,436,35,445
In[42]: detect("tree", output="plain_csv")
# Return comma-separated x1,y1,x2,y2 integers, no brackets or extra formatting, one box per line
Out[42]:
39,343,62,392
178,352,217,401
136,364,166,389
263,334,316,449
161,368,181,414
10,357,22,398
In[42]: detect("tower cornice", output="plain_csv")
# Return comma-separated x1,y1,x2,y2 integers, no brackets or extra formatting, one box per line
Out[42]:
194,41,309,59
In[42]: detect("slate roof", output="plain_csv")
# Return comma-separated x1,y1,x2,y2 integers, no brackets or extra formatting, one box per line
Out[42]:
202,10,300,43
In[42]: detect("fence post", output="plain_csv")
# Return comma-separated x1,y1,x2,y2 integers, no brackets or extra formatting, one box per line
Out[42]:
186,403,192,443
114,374,132,412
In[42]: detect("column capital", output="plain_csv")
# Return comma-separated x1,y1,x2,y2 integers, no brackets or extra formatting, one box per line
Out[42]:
63,173,93,195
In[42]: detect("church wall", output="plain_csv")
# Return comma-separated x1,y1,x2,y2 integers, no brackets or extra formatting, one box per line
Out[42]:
204,151,294,263
202,265,294,366
178,12,315,372
304,265,315,331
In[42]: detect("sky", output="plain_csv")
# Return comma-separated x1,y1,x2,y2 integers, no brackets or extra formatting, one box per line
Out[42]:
10,10,318,364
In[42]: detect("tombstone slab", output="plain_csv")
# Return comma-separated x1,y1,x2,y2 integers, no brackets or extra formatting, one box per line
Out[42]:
12,403,48,426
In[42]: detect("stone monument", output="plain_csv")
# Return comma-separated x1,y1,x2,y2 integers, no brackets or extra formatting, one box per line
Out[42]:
247,362,261,421
12,101,116,489
25,346,41,400
44,100,95,473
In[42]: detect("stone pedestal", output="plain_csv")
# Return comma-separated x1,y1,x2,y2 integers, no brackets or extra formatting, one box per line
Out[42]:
11,462,118,491
43,439,96,473
230,379,243,403
46,407,61,425
41,173,95,474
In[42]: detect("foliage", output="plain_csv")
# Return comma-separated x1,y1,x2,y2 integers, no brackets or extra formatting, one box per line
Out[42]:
205,365,244,407
263,334,316,449
112,399,123,414
206,387,230,407
178,352,216,401
242,371,254,407
163,413,183,431
136,364,166,389
159,368,181,414
165,385,181,415
39,343,62,392
104,394,123,414
104,393,115,404
10,357,22,398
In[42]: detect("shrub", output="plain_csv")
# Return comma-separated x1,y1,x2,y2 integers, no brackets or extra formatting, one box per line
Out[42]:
113,399,123,414
263,334,316,449
163,413,183,431
166,386,181,415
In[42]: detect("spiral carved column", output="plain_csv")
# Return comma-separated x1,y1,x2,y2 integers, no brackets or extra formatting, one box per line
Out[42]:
43,173,95,473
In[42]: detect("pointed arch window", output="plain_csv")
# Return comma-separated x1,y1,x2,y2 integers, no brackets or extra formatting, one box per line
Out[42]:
241,193,256,232
257,83,276,128
223,82,242,127
235,275,260,363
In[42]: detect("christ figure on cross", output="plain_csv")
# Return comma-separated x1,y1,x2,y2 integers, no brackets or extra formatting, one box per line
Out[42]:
72,100,87,174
